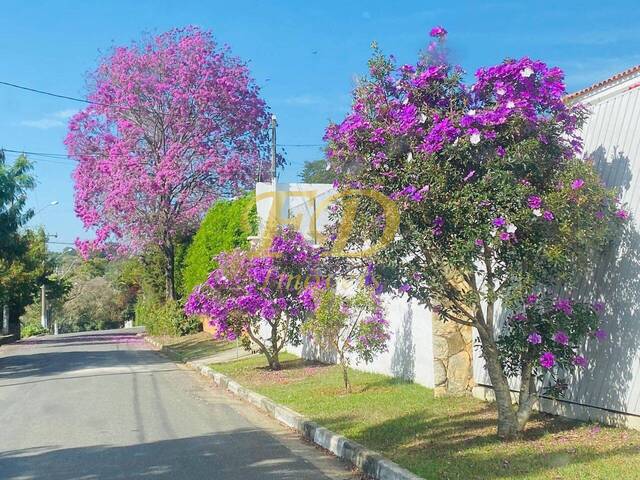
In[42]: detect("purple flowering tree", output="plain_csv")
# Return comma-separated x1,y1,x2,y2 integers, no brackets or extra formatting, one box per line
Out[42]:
302,285,390,392
66,27,271,300
324,28,628,438
185,227,323,370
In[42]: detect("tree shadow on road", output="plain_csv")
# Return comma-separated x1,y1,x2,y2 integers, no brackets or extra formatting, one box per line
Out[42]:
0,343,168,382
0,429,348,480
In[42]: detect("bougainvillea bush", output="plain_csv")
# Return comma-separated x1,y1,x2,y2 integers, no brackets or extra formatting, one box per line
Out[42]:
302,284,389,392
66,27,272,300
185,227,324,370
323,27,628,438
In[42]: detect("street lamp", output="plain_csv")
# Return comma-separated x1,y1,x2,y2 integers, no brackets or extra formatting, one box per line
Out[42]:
35,201,59,215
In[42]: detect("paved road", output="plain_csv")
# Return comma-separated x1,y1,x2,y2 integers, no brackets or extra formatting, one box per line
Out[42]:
0,329,355,480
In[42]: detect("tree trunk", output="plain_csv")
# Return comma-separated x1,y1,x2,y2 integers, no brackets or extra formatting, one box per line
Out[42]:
340,354,351,393
163,241,176,302
270,350,281,370
476,323,520,439
269,321,281,370
515,360,538,430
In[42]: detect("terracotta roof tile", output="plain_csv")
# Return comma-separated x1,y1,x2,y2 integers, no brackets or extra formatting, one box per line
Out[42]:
565,64,640,102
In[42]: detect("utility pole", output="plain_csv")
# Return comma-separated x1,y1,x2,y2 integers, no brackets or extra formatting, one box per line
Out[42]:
40,284,47,330
2,305,9,335
270,114,277,183
270,114,279,226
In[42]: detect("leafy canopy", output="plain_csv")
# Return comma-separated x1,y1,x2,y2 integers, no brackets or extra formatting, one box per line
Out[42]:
182,194,256,295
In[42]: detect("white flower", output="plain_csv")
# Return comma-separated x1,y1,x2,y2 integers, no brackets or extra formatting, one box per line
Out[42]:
470,133,481,145
453,138,459,146
402,97,409,105
497,87,506,96
420,113,428,124
506,223,517,233
467,109,476,116
407,152,414,162
506,101,515,109
490,229,497,237
521,67,534,78
532,209,542,217
325,162,331,171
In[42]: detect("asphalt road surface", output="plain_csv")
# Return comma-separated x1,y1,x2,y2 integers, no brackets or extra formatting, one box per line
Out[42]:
0,329,356,479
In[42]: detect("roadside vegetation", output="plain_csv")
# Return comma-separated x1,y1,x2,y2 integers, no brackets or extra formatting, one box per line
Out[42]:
214,353,640,480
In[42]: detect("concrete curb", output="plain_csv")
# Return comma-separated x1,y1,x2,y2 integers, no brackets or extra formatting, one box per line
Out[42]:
144,336,424,480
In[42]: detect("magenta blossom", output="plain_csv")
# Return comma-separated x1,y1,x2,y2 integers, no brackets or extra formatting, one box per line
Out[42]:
592,301,605,313
432,216,444,236
594,329,608,341
554,298,573,315
429,25,447,38
512,313,527,322
616,209,630,220
528,195,542,209
527,332,542,344
573,355,588,368
492,217,506,227
539,351,556,369
499,231,511,241
526,294,538,305
553,330,570,346
571,178,585,190
543,210,555,221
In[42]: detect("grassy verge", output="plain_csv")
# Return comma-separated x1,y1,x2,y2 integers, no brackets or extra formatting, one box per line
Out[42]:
214,353,640,480
150,332,234,362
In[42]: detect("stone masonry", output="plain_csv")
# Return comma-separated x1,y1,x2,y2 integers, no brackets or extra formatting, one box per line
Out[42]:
432,313,474,396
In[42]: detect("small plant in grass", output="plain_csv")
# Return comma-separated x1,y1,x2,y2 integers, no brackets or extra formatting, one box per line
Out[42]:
185,226,324,370
303,285,389,392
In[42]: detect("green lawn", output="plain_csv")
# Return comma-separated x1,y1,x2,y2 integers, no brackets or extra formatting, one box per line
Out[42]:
214,353,640,480
151,332,234,362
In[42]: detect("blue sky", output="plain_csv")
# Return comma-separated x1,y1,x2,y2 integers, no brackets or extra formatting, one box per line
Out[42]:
1,1,639,250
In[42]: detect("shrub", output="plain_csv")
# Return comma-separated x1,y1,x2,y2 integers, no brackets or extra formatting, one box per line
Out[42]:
303,285,389,392
21,323,48,338
135,298,201,336
182,194,257,295
185,226,323,370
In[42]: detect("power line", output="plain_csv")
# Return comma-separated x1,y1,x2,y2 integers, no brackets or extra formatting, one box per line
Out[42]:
0,80,96,105
0,79,168,115
3,148,73,159
280,144,324,147
2,149,76,165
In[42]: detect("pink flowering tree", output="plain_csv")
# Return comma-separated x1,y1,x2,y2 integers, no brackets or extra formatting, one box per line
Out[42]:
302,285,389,392
324,27,628,438
185,227,324,370
66,27,272,300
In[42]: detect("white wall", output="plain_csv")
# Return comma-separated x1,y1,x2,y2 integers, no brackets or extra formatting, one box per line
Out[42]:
255,182,435,388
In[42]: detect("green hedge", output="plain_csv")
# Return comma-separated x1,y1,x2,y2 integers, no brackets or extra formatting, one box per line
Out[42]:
135,298,201,336
182,194,257,295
